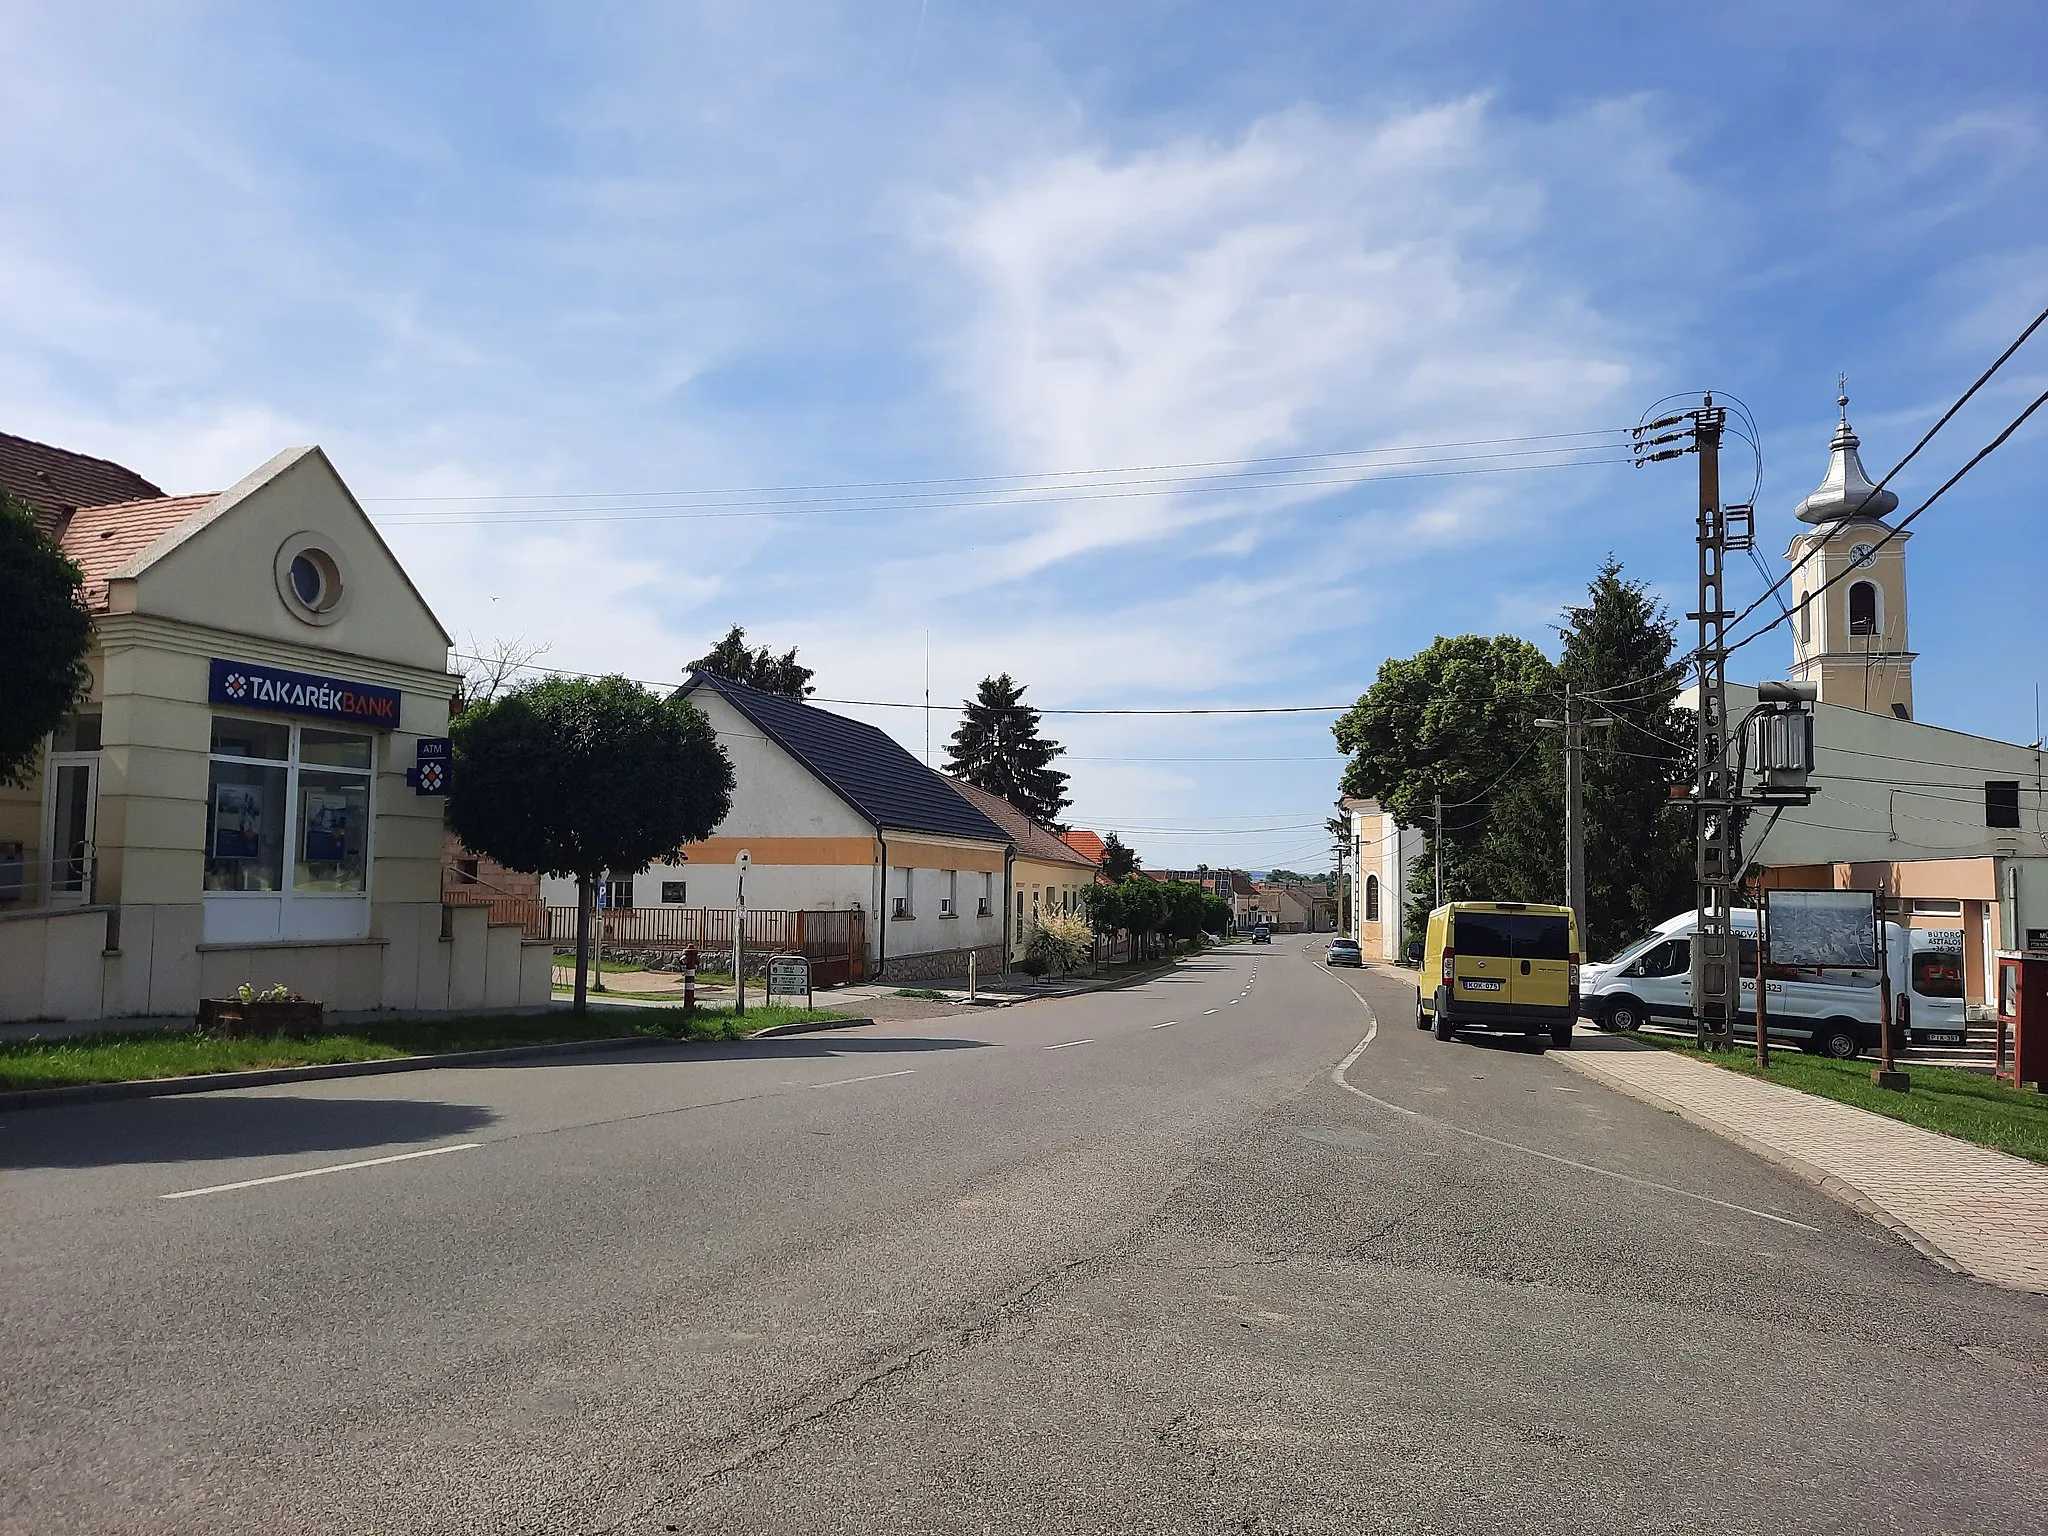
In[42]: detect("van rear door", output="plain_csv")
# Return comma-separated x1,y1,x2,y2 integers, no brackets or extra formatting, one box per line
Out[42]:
1507,913,1573,1010
1449,910,1513,1008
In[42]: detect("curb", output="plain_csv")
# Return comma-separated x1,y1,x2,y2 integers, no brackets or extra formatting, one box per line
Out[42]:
0,1016,877,1113
747,1016,876,1039
1548,1046,1982,1287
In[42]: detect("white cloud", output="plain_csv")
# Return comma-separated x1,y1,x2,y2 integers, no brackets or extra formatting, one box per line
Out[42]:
914,97,1663,579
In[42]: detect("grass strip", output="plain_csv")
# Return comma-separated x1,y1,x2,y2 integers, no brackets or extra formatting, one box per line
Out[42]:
0,1005,852,1092
1628,1033,2048,1166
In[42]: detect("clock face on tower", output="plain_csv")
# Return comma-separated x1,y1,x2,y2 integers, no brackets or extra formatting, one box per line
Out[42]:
1849,542,1877,569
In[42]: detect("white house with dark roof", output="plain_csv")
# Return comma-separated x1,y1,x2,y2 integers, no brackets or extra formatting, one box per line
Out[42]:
544,672,1012,983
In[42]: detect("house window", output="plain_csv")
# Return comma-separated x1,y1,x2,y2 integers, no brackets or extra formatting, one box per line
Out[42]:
979,871,993,916
1986,781,2021,829
453,859,480,885
893,866,913,918
661,880,687,904
605,874,634,908
1364,873,1380,923
1848,580,1878,636
940,869,958,916
205,716,371,895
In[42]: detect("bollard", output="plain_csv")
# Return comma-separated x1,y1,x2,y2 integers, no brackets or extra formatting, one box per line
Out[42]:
683,946,698,1017
968,950,977,1002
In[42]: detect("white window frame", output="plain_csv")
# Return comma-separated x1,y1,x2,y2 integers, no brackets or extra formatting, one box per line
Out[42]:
893,865,913,918
205,714,376,907
939,868,957,916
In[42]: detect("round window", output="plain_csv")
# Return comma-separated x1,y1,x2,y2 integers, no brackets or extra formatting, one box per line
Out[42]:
273,536,351,625
290,553,326,607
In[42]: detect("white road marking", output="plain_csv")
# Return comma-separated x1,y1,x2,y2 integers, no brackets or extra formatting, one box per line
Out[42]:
1151,1021,1177,1029
1045,1039,1092,1050
1321,982,1821,1235
808,1069,916,1090
1203,1009,1218,1015
160,1142,482,1201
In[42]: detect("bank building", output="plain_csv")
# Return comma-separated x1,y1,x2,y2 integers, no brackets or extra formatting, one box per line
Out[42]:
1,433,550,1022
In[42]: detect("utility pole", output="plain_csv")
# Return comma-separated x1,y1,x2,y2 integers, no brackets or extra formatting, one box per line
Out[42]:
1636,393,1746,1049
1536,685,1611,944
1432,790,1443,908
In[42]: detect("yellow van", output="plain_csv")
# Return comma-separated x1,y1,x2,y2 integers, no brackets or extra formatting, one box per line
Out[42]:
1417,901,1581,1050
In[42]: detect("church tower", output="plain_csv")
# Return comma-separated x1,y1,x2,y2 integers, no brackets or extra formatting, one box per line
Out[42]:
1786,382,1915,719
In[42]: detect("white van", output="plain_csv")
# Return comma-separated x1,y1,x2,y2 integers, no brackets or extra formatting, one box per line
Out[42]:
1581,911,1962,1059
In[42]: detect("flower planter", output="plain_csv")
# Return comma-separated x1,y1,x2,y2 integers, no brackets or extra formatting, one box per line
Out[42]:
196,999,326,1037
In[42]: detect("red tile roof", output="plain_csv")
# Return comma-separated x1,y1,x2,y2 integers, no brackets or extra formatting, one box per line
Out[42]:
1059,830,1107,865
0,432,164,539
945,778,1098,869
57,494,220,610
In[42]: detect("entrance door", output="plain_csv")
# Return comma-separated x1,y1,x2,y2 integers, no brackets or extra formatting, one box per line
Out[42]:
46,755,99,905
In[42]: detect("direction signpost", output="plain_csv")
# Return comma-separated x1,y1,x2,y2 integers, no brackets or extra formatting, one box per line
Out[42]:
767,953,812,1010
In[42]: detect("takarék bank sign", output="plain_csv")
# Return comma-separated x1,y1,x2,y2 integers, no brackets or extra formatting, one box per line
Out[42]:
208,658,401,728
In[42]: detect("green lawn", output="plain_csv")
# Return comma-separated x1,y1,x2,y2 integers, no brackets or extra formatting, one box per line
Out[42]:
1631,1034,2048,1165
0,1005,855,1092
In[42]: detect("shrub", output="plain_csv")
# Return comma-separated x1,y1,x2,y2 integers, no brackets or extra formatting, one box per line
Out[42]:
1026,911,1092,978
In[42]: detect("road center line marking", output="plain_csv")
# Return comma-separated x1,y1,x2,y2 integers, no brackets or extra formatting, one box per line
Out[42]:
1044,1039,1092,1050
1321,982,1821,1235
1152,1021,1177,1029
1203,1008,1218,1015
808,1069,916,1090
159,1142,481,1201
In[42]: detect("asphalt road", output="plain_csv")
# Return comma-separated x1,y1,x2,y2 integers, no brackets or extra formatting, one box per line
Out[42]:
5,936,2044,1535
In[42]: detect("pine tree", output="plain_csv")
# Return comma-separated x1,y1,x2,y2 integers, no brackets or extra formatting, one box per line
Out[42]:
1098,832,1139,881
685,624,815,698
944,674,1071,826
1557,559,1693,958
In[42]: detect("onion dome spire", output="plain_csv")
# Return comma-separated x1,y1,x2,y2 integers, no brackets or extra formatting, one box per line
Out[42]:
1794,375,1898,525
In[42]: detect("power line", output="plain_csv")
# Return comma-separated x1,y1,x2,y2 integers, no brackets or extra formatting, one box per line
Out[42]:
1722,302,2048,648
449,652,1351,715
376,453,1631,527
1582,306,2048,707
365,426,1632,504
1723,385,2048,659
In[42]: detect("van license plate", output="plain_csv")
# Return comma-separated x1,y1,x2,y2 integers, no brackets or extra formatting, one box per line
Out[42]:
1461,978,1505,992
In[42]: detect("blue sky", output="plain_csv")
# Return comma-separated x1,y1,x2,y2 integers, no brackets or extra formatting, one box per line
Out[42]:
4,2,2044,872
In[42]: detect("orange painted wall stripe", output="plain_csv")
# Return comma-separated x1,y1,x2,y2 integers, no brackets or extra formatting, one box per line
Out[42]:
682,836,877,866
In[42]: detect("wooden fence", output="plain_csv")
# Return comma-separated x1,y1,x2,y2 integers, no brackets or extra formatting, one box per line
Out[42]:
546,904,868,986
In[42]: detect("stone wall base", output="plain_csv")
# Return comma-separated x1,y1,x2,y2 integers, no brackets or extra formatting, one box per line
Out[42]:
879,943,1007,985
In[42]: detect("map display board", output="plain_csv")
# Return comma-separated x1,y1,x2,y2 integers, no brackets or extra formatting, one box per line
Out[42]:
1766,889,1878,969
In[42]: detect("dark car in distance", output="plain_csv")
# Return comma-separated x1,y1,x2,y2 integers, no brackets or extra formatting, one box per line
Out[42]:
1325,938,1362,967
1251,926,1272,944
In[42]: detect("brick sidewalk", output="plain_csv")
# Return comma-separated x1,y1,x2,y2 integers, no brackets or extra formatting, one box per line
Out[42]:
1555,1040,2048,1294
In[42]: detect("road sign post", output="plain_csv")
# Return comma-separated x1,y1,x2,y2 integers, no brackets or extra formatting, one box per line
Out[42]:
734,849,751,1017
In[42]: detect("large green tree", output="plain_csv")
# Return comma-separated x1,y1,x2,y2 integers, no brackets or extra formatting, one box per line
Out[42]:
0,492,95,787
945,674,1071,826
1557,559,1693,958
686,624,815,698
451,676,736,1010
1334,632,1559,931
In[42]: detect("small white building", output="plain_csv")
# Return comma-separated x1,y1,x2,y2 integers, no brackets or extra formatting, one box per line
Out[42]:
1338,796,1425,962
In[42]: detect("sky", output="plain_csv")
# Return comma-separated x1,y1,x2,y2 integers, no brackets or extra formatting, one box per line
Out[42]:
4,1,2045,874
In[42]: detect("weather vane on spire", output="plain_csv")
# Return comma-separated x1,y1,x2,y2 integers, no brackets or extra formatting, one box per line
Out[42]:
1838,371,1849,422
